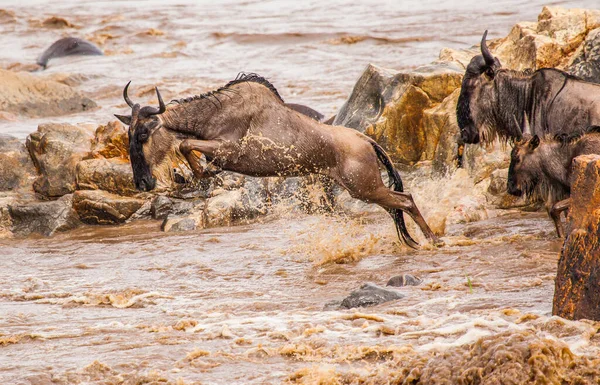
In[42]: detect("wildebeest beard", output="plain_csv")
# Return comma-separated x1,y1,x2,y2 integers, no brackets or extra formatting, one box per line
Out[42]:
128,117,156,192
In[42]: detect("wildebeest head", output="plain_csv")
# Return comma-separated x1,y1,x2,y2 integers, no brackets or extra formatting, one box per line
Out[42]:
507,116,541,196
114,82,167,192
457,31,503,144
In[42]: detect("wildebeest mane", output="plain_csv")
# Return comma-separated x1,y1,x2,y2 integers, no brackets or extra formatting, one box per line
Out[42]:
171,72,284,106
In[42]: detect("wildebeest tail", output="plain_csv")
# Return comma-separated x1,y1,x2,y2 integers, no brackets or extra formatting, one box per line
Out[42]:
370,141,419,249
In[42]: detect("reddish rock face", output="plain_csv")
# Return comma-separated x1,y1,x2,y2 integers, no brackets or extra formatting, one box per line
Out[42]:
553,154,600,321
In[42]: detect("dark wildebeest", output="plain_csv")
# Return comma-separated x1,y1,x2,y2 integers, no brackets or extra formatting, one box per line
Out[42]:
37,37,103,69
507,116,600,237
457,31,600,145
114,73,441,248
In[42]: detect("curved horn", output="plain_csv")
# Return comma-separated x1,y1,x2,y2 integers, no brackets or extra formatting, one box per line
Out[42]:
480,30,495,66
123,81,134,108
147,87,166,116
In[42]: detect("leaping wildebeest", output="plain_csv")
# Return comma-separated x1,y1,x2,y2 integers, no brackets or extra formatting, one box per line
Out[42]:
457,31,600,145
114,73,441,248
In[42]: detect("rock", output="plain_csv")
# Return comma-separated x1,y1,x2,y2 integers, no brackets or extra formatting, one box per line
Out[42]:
9,195,81,236
339,283,404,309
386,274,423,287
566,28,600,83
487,168,508,196
334,63,463,164
553,154,600,321
0,69,96,117
76,158,136,196
491,7,600,70
26,123,95,197
0,134,36,191
161,212,204,233
0,196,14,238
72,190,145,225
151,195,196,220
427,89,460,174
91,120,129,159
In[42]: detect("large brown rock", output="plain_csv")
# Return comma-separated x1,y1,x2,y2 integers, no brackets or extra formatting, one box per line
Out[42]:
333,63,463,164
553,154,600,321
0,134,36,191
0,69,96,117
492,7,600,70
72,190,145,225
26,123,95,197
76,158,136,196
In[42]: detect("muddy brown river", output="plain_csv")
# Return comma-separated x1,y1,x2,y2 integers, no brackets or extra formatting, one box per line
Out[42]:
2,1,600,384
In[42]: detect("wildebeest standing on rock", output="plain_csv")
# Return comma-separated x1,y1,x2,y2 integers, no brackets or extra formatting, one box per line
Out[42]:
114,73,442,248
457,31,600,145
507,116,600,237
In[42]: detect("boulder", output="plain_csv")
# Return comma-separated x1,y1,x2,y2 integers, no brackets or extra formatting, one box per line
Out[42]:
76,158,136,196
161,210,205,233
72,190,145,225
26,123,95,197
553,154,600,321
566,28,600,83
334,63,463,164
0,69,96,117
0,134,36,191
492,7,600,70
151,195,197,220
90,120,129,159
8,194,81,236
386,274,423,287
339,283,404,309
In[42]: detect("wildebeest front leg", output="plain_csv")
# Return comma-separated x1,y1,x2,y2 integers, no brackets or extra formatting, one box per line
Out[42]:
550,198,571,238
179,139,224,179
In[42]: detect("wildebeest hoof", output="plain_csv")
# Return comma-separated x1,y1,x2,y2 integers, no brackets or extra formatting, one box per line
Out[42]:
432,238,445,247
386,274,422,287
339,283,404,309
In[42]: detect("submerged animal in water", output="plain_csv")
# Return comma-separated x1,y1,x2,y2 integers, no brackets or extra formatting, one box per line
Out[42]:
37,37,103,69
457,31,600,144
507,117,600,237
114,73,441,248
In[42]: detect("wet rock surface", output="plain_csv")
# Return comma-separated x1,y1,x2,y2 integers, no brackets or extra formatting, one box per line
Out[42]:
386,274,423,287
0,69,96,117
0,134,36,191
72,190,145,225
339,283,404,309
9,194,81,236
334,63,463,164
26,123,95,197
553,154,600,321
76,158,136,196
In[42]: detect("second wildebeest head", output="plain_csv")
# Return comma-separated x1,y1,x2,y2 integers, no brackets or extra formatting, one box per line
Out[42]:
114,82,168,192
507,115,541,197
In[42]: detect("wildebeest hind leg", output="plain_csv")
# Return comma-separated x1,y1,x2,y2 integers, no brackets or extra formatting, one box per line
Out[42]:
549,198,570,238
368,187,442,246
179,139,223,179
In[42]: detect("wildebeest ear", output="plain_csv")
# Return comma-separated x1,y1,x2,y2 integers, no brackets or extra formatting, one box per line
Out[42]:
114,114,131,125
529,135,540,150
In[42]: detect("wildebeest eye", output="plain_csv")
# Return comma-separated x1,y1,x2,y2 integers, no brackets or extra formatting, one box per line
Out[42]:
139,133,149,141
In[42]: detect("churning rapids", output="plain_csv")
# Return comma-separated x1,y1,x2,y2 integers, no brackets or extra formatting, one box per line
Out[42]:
2,1,600,384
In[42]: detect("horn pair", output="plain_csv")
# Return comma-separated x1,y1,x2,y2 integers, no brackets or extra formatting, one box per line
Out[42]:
123,81,166,116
